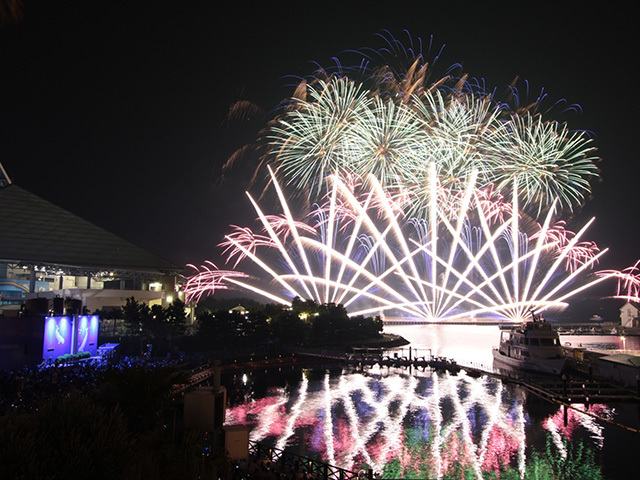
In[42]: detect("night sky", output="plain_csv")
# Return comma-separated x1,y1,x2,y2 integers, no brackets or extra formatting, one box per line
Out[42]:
0,1,637,278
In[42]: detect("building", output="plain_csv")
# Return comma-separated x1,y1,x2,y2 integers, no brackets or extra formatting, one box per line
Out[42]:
619,301,640,328
597,353,640,388
0,163,184,316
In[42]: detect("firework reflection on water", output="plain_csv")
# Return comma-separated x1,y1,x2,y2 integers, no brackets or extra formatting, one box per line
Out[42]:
223,325,631,478
225,365,611,479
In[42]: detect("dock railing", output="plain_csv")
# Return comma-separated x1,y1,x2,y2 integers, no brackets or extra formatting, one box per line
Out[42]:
249,440,366,480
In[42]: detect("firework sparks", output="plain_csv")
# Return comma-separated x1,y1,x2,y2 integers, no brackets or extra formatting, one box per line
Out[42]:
191,32,615,322
206,166,607,322
597,259,640,302
182,261,249,303
264,34,599,218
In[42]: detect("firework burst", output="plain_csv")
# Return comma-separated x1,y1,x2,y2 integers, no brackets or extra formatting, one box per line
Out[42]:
193,32,613,320
195,166,607,322
260,33,600,219
597,260,640,303
183,262,249,304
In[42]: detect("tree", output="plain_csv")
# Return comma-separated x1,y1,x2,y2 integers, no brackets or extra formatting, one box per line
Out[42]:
165,298,188,336
269,307,310,344
195,310,237,348
122,296,152,334
0,394,131,479
309,303,348,344
120,297,189,354
348,314,383,340
244,309,271,343
291,296,320,318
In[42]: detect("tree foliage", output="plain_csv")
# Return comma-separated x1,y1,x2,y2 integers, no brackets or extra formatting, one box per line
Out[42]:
0,367,222,480
120,297,188,354
0,393,131,479
193,297,382,349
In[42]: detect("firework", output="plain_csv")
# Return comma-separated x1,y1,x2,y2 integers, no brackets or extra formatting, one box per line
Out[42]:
264,34,599,217
597,260,640,302
182,261,249,304
195,33,610,319
204,166,607,322
484,112,599,216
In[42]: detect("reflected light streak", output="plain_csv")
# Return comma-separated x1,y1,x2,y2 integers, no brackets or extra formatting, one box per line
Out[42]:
545,416,568,460
275,373,309,452
543,403,610,449
226,371,528,477
323,373,336,465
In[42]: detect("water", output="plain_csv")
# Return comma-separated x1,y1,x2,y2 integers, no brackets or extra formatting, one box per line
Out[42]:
385,324,501,368
557,333,640,354
384,323,640,367
225,325,640,479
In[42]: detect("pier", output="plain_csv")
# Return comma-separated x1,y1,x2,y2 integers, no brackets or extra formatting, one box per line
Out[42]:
518,376,634,404
177,346,640,406
345,347,462,374
346,349,639,402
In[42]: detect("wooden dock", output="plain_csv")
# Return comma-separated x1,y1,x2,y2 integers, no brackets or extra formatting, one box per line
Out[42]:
174,349,640,407
511,376,636,404
343,347,640,406
345,348,462,374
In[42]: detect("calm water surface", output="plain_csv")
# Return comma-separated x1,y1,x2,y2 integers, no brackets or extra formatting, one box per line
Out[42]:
384,324,640,366
225,325,640,479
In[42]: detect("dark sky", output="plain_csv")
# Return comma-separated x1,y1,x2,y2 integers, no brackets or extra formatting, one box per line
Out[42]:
0,1,637,273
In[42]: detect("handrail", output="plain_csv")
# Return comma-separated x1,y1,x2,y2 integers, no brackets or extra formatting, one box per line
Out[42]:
248,440,366,480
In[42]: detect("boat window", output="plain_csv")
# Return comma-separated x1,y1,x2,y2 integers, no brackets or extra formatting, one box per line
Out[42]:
529,338,540,346
539,338,554,346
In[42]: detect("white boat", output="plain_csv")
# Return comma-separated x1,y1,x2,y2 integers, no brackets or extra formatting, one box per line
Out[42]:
492,314,566,375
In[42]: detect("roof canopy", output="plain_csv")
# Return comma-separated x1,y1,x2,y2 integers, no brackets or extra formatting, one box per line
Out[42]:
0,184,183,277
599,353,640,367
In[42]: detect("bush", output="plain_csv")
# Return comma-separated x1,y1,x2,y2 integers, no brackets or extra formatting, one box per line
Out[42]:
0,394,131,479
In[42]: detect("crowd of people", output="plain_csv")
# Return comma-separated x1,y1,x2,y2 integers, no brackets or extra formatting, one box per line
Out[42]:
0,355,184,416
0,352,364,479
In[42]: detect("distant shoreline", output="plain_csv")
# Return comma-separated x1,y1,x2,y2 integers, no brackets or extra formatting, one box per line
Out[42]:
349,333,410,349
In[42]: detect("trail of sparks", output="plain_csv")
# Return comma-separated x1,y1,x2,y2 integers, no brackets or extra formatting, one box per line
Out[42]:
182,261,249,303
267,42,600,217
598,259,640,303
195,32,625,320
195,166,609,322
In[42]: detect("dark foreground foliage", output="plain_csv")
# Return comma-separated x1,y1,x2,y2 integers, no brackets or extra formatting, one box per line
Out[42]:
0,364,225,480
192,297,383,351
108,296,384,356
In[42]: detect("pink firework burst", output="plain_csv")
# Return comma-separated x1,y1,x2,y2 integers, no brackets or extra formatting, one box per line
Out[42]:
598,259,640,301
564,241,600,274
183,261,249,303
531,221,600,273
220,225,275,268
264,214,317,241
475,184,512,226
